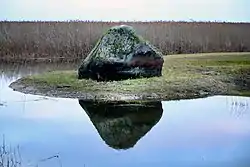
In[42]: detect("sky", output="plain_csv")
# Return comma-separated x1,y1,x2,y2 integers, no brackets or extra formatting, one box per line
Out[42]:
0,0,250,22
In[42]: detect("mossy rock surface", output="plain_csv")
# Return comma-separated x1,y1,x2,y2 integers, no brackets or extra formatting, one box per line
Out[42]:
78,25,164,81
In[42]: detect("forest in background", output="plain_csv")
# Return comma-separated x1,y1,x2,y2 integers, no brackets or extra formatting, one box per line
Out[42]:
1,21,250,62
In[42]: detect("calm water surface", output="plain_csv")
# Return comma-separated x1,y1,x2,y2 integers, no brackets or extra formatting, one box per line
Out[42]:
0,63,250,167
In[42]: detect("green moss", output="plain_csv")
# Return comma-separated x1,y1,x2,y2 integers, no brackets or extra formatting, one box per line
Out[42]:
11,52,250,101
82,36,103,63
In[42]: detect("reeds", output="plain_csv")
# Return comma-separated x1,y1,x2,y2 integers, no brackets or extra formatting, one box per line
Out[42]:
1,21,250,62
0,137,63,167
0,138,21,167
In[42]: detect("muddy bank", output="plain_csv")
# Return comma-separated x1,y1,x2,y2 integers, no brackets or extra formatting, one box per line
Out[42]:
9,81,219,102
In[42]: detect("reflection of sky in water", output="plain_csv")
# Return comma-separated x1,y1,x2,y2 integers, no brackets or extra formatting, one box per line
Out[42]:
1,65,250,167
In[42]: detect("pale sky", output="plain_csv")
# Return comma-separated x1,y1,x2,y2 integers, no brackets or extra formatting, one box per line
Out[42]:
1,0,250,22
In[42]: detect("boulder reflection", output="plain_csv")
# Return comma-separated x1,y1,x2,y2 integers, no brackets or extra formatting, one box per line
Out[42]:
79,100,163,150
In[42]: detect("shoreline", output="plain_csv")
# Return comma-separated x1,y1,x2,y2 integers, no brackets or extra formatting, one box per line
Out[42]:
9,52,250,102
9,81,215,102
0,57,80,64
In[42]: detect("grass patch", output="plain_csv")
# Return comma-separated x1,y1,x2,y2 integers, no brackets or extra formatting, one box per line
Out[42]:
10,52,250,102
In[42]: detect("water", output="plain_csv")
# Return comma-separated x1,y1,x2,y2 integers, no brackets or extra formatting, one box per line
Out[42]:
1,63,250,167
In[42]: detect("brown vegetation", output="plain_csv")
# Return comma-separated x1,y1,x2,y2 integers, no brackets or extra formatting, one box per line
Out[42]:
1,21,250,62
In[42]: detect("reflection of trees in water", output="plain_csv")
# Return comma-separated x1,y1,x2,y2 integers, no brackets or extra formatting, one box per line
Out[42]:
0,90,57,111
0,62,76,110
227,96,249,117
0,96,58,113
79,100,163,150
0,62,78,80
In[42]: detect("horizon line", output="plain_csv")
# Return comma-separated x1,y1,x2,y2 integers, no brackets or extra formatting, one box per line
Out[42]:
0,19,250,24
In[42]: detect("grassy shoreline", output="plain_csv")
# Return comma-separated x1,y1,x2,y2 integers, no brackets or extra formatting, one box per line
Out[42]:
9,52,250,102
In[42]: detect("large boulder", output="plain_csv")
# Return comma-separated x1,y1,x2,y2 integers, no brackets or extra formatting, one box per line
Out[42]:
78,25,164,81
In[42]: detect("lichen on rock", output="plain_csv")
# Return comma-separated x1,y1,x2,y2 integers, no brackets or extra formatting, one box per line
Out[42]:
78,25,164,81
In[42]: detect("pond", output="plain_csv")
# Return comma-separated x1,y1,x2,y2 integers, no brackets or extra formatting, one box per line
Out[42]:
0,63,250,167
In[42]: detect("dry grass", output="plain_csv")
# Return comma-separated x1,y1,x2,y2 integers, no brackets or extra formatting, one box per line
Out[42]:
0,138,21,167
1,21,250,62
